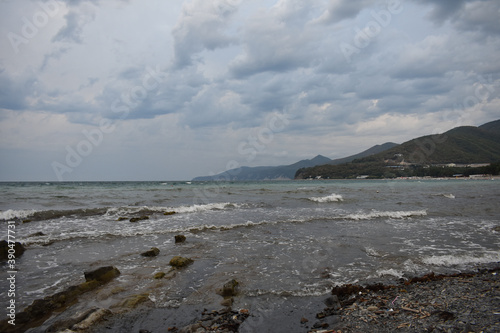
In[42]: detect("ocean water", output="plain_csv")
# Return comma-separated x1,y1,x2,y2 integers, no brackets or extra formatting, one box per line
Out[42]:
0,180,499,317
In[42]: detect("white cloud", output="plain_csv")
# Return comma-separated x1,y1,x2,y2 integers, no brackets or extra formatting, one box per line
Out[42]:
0,0,499,180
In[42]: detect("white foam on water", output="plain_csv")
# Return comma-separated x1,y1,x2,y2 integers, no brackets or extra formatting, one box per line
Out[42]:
175,202,240,213
373,268,404,279
309,193,344,203
422,251,500,266
364,246,382,257
345,210,427,220
0,209,37,220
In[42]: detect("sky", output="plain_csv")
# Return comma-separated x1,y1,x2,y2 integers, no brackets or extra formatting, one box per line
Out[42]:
0,0,499,181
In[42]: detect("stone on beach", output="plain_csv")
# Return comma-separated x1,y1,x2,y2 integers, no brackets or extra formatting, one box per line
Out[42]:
141,247,160,257
169,256,194,268
175,234,186,243
84,266,121,283
216,279,239,297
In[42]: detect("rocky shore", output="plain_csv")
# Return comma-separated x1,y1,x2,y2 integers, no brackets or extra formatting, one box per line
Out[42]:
307,265,500,333
2,263,495,333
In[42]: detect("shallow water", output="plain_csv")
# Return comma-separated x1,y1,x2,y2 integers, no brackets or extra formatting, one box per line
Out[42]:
1,179,499,314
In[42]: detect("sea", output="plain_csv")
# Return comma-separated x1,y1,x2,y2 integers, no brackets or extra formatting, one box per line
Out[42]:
1,179,499,330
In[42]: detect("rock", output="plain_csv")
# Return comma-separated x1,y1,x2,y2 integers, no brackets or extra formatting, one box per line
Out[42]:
169,256,194,268
117,217,128,221
46,308,99,332
175,235,186,243
153,272,166,279
84,266,121,283
164,211,176,216
130,216,149,222
323,295,341,310
141,247,160,257
29,231,45,237
216,279,239,297
0,240,26,260
178,323,203,333
300,317,309,324
120,294,150,308
220,297,233,307
0,267,119,333
493,226,500,232
178,308,250,333
367,305,379,312
71,308,112,330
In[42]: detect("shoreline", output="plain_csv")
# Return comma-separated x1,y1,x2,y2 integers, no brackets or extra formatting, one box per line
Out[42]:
309,264,500,332
4,263,497,333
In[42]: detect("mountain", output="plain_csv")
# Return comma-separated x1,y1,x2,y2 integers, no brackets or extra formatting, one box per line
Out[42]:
328,142,398,165
192,155,331,181
192,143,397,181
295,119,500,179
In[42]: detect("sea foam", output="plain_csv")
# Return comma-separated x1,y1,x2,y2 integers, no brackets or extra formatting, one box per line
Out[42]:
309,193,344,203
0,209,37,220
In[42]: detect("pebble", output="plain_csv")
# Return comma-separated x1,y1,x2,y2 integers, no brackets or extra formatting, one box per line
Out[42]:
310,265,500,333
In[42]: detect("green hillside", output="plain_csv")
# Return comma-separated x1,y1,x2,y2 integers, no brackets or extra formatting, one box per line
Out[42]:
295,119,500,179
192,143,397,181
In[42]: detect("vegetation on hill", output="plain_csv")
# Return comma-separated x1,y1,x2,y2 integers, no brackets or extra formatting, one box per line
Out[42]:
295,119,500,179
192,143,397,181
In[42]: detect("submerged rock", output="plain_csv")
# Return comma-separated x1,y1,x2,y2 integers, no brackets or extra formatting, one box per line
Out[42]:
46,308,112,332
216,279,239,297
175,235,186,243
178,308,250,333
84,266,121,283
130,216,149,222
120,294,150,308
164,211,176,216
141,247,160,257
169,256,193,268
153,272,166,279
0,240,26,260
0,267,120,332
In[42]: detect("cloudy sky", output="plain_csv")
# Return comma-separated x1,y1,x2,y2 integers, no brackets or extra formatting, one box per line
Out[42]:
0,0,499,181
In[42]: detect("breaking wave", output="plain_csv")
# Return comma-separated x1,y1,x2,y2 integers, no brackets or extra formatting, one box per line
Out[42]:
308,193,344,203
344,210,427,220
0,209,37,221
2,203,241,222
